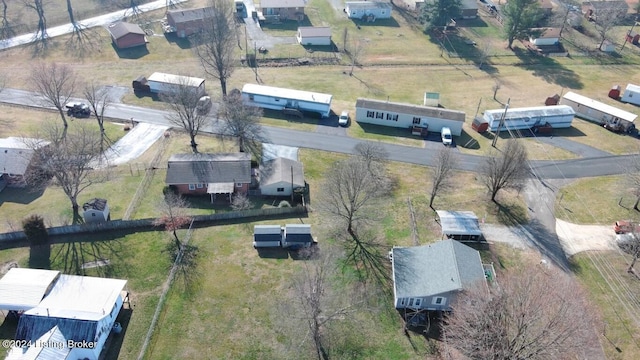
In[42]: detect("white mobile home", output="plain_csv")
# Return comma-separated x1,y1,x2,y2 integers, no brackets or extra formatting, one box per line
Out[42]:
242,83,333,118
355,98,466,136
482,105,575,132
147,72,206,97
621,84,640,106
296,26,332,46
560,91,637,128
345,1,392,21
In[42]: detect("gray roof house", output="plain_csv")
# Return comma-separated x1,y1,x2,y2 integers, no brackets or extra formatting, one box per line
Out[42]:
0,137,49,191
391,240,486,312
165,153,252,201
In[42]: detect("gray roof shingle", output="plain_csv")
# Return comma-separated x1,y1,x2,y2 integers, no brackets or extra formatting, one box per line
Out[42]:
165,153,251,185
107,22,145,39
392,240,485,298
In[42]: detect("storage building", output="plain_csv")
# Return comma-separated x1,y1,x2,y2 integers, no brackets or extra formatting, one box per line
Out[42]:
106,22,147,49
436,210,483,241
296,26,332,46
282,224,315,249
253,225,283,248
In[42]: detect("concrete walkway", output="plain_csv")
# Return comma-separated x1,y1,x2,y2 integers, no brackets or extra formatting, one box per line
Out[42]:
0,0,189,51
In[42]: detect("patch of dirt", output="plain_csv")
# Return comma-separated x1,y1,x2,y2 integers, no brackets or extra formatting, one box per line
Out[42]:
556,219,617,256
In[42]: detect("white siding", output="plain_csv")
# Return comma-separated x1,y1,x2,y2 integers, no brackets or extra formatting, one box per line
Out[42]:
621,84,640,106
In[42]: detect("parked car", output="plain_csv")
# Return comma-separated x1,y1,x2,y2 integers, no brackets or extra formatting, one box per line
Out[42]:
65,102,91,117
338,110,349,127
614,220,640,234
441,127,452,146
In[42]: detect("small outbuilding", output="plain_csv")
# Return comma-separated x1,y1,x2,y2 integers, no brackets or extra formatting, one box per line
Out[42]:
253,225,283,248
259,157,305,196
600,40,616,53
296,26,332,46
345,1,392,22
283,224,315,249
83,198,110,223
529,28,561,46
106,22,147,49
436,210,483,241
626,31,640,45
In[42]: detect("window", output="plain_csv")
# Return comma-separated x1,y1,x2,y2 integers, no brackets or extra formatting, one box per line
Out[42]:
236,183,243,188
92,213,96,217
400,298,405,306
432,297,445,305
275,98,280,102
414,298,422,307
188,184,195,190
412,117,421,124
249,94,254,101
376,112,384,119
277,187,285,192
367,110,375,118
408,298,414,306
196,183,203,189
386,113,392,120
391,114,398,121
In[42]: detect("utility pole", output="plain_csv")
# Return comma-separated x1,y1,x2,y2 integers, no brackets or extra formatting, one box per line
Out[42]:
492,98,510,148
290,165,294,203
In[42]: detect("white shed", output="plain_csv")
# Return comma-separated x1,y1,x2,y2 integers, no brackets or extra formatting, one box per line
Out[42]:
296,26,332,46
436,210,482,241
529,28,561,46
621,84,640,106
83,198,110,223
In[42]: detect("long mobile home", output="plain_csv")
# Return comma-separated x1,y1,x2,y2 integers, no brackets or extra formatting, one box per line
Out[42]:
482,105,575,132
355,98,466,136
241,84,333,118
560,91,637,131
147,72,206,97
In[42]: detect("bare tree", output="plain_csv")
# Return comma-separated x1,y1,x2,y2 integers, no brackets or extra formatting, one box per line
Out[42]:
592,3,628,49
119,0,141,20
443,265,597,360
193,0,237,96
30,62,77,134
83,83,112,154
286,246,358,360
318,143,392,284
25,122,105,222
217,91,266,159
161,80,208,153
23,0,48,49
348,38,366,76
0,0,15,40
429,147,457,209
230,193,253,211
481,139,529,202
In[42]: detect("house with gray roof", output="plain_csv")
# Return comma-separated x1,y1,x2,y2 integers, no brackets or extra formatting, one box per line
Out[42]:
391,240,486,312
166,7,215,38
259,157,304,196
345,1,392,22
0,137,49,192
165,153,251,202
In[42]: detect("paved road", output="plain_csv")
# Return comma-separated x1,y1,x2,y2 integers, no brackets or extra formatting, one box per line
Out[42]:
0,88,633,180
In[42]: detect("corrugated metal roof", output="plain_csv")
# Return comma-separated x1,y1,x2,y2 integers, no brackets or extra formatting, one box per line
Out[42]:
206,182,234,194
483,105,575,122
242,84,333,105
436,210,482,236
148,72,205,88
356,98,466,122
562,91,637,122
24,275,127,321
392,240,485,298
166,153,251,185
6,325,74,360
0,269,60,312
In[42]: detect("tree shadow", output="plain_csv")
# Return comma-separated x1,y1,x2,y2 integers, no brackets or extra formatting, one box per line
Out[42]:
28,244,51,269
164,33,193,49
0,187,45,206
351,16,400,28
260,17,312,31
512,47,584,89
49,231,126,276
102,308,133,360
426,28,499,75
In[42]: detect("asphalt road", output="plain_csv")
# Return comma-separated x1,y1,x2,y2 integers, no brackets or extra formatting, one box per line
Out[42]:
0,87,632,180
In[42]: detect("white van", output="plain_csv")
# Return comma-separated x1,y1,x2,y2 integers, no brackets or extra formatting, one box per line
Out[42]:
441,127,452,146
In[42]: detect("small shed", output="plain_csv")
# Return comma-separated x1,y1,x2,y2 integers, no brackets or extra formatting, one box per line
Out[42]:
253,225,283,248
436,210,482,241
282,224,315,248
545,94,560,106
600,40,616,53
296,26,332,46
106,22,147,49
529,28,560,46
82,198,110,223
345,1,392,22
423,92,440,107
626,31,640,45
609,85,622,100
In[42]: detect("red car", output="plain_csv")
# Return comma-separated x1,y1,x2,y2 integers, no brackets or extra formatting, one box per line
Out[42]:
614,220,640,234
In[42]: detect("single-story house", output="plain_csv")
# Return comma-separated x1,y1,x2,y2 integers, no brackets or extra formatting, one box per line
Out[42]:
259,157,304,196
83,198,110,223
0,137,49,191
529,27,561,46
355,98,466,136
391,240,487,312
166,7,215,38
165,153,252,202
582,1,628,21
296,26,332,46
106,22,147,49
260,0,306,21
0,268,128,360
345,1,392,22
436,210,482,241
